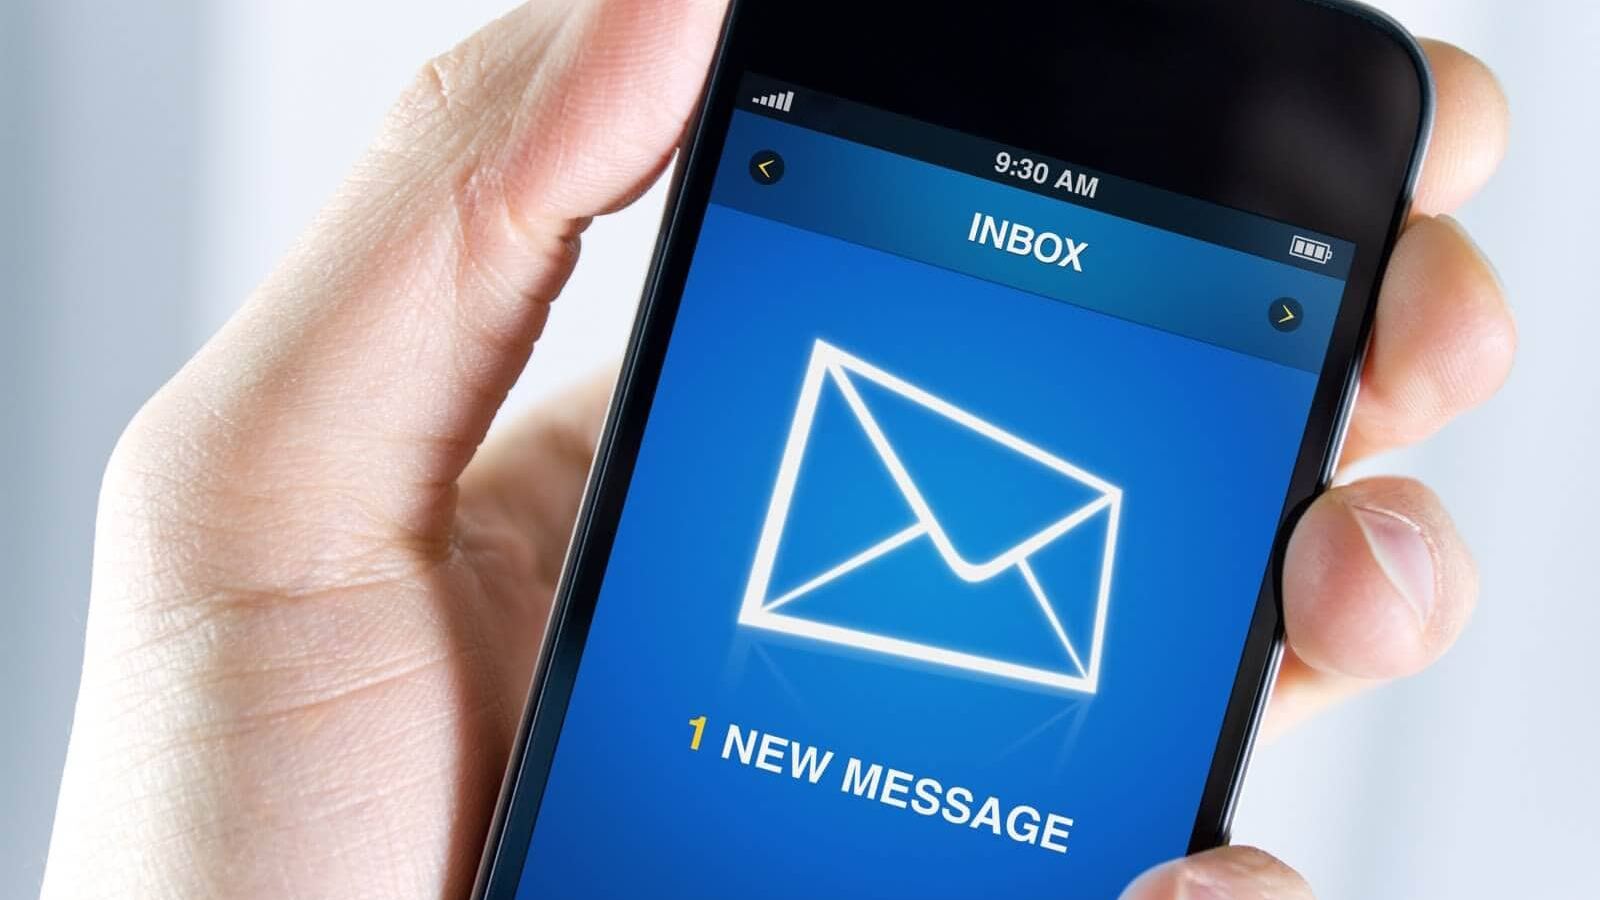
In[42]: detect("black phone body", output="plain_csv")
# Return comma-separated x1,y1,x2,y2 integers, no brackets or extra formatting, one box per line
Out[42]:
475,2,1431,896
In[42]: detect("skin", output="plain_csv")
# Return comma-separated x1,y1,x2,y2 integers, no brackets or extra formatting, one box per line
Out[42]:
39,2,1513,898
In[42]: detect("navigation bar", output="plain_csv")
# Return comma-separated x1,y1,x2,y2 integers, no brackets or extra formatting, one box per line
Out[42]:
738,73,1355,282
712,111,1346,374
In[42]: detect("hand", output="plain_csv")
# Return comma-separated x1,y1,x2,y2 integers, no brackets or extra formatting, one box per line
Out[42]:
40,1,1512,897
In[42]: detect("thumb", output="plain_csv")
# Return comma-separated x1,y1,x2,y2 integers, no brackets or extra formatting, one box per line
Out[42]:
113,0,724,549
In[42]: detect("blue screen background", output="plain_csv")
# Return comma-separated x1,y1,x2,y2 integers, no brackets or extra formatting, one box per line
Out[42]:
518,197,1319,896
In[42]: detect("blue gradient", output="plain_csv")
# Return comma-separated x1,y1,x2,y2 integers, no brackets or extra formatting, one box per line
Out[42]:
517,156,1326,896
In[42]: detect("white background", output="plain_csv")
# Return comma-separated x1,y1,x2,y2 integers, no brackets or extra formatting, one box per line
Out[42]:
2,1,1595,895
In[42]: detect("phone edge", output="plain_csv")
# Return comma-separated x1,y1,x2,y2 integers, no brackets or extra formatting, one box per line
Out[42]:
471,0,1443,889
1187,0,1437,852
467,3,748,895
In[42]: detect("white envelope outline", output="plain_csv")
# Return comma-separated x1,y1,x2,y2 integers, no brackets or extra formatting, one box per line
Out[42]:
737,339,1122,694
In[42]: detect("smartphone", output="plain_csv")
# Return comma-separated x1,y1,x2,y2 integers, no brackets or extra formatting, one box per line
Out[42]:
473,1,1430,896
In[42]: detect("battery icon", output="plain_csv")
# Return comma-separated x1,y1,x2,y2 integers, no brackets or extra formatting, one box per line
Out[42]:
1290,235,1334,265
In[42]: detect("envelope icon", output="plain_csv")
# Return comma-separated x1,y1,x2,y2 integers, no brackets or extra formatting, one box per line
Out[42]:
738,339,1122,694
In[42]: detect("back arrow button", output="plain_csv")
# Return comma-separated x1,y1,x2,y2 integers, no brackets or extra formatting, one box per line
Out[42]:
748,150,785,185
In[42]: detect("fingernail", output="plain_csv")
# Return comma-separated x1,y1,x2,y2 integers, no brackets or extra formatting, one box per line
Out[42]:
1352,504,1436,628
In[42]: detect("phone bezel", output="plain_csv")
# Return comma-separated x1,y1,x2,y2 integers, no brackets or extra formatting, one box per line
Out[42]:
474,1,1431,894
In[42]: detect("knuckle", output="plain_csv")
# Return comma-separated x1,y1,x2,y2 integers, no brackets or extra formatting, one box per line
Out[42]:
391,27,519,143
399,51,473,127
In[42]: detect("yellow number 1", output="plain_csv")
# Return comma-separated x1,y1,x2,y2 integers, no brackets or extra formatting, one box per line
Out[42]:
687,715,707,751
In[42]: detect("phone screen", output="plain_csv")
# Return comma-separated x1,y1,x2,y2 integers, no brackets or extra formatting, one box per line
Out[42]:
513,77,1355,897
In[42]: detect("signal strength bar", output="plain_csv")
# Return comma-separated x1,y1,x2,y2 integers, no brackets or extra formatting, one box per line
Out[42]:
752,90,794,112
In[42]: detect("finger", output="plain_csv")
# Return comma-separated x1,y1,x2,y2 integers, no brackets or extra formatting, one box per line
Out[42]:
114,0,726,548
1413,40,1510,218
409,367,619,709
1333,42,1512,463
1262,476,1477,738
460,367,619,600
1341,215,1516,462
1120,846,1314,900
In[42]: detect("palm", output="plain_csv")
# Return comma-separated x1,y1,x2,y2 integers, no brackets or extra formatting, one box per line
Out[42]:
49,375,605,898
262,376,619,892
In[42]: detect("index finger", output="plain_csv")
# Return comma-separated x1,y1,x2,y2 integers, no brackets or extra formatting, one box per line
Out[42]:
1413,39,1510,217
